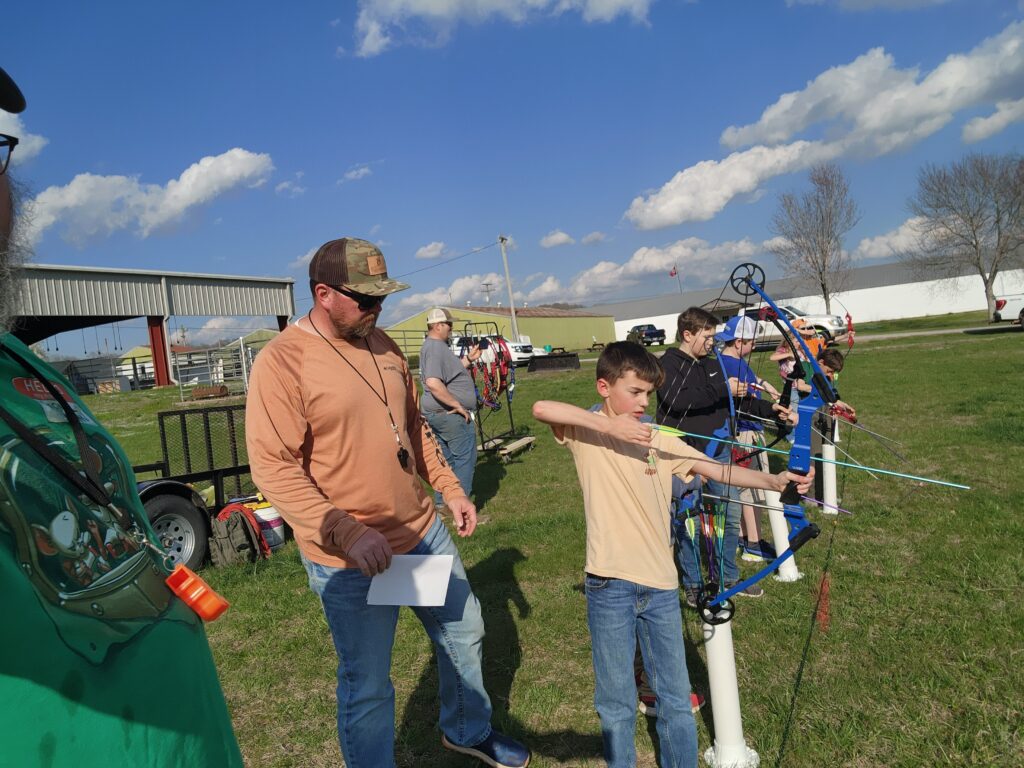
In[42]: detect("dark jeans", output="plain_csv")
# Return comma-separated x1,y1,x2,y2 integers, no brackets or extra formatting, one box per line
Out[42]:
424,410,478,504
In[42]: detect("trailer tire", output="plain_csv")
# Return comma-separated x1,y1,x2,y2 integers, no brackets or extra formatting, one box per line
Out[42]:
145,494,209,570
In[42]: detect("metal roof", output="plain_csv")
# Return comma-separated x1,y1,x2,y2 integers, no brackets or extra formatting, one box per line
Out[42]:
12,263,295,344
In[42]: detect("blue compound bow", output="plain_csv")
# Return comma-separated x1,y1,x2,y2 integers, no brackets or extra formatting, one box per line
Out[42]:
698,263,839,623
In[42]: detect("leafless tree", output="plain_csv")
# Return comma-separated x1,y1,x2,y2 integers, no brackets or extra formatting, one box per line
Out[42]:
903,153,1024,320
768,163,860,314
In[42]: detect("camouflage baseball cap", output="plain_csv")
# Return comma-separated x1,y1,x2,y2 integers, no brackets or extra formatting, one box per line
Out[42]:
308,238,410,297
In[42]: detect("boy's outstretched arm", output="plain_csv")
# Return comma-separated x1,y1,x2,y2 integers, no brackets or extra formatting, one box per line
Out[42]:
692,458,815,496
532,400,653,446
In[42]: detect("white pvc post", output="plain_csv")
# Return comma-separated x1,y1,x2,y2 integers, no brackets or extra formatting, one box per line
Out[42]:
821,416,838,516
239,337,250,393
764,488,802,582
702,620,760,768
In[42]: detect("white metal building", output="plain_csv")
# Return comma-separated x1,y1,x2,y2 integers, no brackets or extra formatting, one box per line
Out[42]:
587,262,1024,341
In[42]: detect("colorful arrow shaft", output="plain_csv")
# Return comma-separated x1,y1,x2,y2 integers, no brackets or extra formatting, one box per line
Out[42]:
651,424,970,490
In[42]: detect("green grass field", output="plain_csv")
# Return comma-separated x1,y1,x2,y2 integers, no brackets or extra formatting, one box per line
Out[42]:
91,332,1023,767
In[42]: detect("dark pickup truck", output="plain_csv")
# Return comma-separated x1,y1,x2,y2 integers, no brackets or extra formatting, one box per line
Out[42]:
627,324,666,346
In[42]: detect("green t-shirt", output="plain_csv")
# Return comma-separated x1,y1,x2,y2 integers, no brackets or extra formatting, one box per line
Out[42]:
0,335,242,767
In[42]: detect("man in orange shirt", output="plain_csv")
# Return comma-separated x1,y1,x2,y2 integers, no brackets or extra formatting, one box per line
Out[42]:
246,238,530,768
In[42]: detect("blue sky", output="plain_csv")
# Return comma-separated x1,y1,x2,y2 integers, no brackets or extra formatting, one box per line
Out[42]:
4,0,1023,354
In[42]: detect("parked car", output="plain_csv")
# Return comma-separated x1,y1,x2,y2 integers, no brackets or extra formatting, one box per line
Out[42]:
626,324,666,346
993,294,1024,324
452,335,536,366
739,304,848,345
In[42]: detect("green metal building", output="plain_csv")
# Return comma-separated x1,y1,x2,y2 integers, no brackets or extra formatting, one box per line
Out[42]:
385,305,615,357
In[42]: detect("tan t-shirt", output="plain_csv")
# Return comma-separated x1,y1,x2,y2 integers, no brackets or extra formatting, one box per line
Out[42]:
246,325,463,568
557,413,703,589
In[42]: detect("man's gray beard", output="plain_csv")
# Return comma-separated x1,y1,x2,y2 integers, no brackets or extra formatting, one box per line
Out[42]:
0,176,30,336
332,312,378,341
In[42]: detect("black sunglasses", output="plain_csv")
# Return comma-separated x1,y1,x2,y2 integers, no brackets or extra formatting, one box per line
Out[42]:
0,134,19,176
331,285,384,311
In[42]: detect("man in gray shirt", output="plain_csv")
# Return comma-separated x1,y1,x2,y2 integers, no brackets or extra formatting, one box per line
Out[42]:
420,308,481,509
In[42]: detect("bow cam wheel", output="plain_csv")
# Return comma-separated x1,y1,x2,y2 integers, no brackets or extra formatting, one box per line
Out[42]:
697,586,735,625
729,263,765,297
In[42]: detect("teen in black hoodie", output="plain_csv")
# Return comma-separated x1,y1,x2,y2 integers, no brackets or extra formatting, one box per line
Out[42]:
656,308,791,597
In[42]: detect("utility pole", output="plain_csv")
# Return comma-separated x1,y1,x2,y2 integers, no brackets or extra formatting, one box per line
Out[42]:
481,281,495,304
499,235,521,341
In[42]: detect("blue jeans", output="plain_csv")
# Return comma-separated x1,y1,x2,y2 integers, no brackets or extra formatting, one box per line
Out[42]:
302,516,493,768
674,459,743,587
585,574,698,768
424,410,478,505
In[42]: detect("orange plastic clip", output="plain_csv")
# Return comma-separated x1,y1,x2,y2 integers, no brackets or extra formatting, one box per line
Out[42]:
165,564,230,622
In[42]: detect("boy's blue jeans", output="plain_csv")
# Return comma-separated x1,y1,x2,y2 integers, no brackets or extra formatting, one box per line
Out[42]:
424,410,478,505
585,574,698,768
302,515,493,768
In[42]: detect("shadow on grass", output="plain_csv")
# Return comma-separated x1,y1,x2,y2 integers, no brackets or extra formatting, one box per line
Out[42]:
472,452,507,512
963,325,1021,335
396,547,604,766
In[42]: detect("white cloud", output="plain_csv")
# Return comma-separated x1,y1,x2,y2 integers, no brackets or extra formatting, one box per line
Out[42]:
353,0,653,57
338,164,372,184
581,230,607,245
275,179,306,198
963,98,1024,143
852,216,925,260
626,141,841,229
787,0,952,7
521,271,546,287
525,275,566,303
390,271,506,316
540,229,575,248
719,47,913,150
628,21,1024,230
188,317,274,345
529,236,763,303
27,148,273,245
397,235,765,311
415,240,448,259
289,246,318,271
0,113,49,164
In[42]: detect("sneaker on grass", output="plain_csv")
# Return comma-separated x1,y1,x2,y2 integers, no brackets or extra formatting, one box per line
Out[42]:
683,586,700,609
442,731,530,768
726,581,764,598
741,540,777,562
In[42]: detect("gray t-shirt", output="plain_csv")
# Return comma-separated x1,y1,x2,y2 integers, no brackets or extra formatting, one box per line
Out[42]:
420,337,478,413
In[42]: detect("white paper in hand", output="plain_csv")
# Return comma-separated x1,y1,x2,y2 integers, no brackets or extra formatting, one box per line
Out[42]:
367,555,454,606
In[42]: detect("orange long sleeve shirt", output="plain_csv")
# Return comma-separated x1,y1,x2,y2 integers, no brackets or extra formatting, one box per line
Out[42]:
245,324,463,568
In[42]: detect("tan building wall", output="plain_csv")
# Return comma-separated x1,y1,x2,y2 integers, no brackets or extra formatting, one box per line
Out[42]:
385,307,615,357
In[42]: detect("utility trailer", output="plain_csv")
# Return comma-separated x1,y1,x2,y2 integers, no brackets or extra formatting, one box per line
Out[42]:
133,402,254,570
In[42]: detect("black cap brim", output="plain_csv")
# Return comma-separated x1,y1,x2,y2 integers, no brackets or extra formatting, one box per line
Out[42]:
0,67,26,114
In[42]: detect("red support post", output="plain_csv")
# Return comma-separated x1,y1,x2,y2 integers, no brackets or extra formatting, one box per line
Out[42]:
146,316,172,386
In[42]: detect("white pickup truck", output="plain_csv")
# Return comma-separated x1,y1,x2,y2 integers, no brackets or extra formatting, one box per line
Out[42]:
738,304,849,345
993,294,1024,324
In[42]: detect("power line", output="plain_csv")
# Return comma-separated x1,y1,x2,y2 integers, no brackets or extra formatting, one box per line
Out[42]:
393,241,499,278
